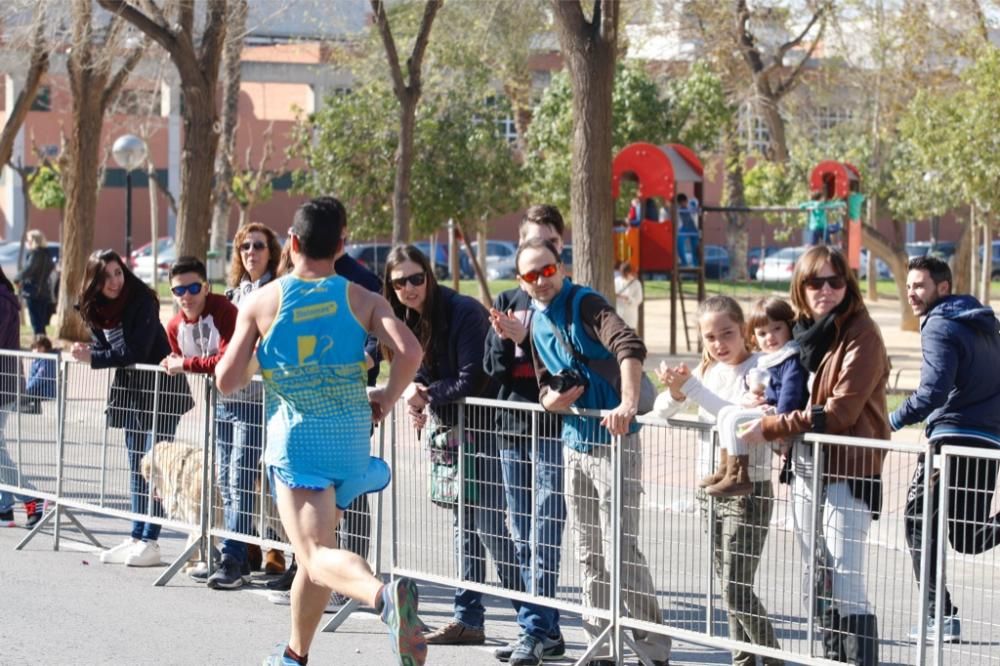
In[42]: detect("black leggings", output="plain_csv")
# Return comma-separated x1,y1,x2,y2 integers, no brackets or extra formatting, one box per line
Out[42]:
904,438,1000,617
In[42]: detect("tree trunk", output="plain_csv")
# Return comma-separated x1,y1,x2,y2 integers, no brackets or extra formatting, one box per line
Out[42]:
722,117,749,280
209,0,246,282
756,97,789,163
0,8,48,170
551,1,619,301
391,98,417,245
861,222,918,331
177,89,220,259
56,96,105,342
981,221,992,305
951,222,973,295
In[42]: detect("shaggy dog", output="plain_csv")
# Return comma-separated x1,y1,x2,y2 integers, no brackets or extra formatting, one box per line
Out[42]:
141,441,216,570
140,441,286,569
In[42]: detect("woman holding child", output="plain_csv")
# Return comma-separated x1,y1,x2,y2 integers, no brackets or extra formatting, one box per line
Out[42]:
740,245,889,665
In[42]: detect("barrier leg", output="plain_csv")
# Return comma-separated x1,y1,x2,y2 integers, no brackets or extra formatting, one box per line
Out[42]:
154,535,204,587
61,507,102,548
14,506,57,550
574,624,614,666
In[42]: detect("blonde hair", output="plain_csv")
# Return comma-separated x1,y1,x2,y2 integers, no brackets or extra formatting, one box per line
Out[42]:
696,295,750,372
27,230,47,249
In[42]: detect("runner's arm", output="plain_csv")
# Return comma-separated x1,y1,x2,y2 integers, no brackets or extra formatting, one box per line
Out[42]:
215,295,262,395
365,292,422,405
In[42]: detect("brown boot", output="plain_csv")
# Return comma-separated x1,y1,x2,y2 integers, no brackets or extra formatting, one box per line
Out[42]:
698,449,729,488
424,620,486,645
264,549,286,575
707,454,752,497
247,544,263,572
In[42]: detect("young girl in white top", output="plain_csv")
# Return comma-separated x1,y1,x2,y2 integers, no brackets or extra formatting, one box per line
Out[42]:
651,295,782,664
698,297,809,497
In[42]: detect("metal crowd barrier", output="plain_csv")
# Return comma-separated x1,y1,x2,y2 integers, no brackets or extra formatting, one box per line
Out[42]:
3,351,1000,665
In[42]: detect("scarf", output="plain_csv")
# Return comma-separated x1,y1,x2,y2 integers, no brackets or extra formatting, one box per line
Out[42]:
793,298,849,373
90,280,133,330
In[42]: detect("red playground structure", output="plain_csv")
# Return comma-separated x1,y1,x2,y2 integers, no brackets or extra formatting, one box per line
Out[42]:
810,160,864,270
611,142,704,275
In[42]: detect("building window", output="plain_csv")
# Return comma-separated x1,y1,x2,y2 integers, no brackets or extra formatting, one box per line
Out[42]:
816,106,853,132
738,104,771,154
31,85,51,112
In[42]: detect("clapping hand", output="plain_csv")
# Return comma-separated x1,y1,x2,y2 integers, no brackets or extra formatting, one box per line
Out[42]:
489,308,528,344
656,361,690,400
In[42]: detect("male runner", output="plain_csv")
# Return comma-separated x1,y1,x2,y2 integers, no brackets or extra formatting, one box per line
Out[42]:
216,197,427,666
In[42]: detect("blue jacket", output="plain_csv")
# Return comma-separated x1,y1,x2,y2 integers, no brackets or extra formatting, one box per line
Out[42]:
531,280,646,451
890,295,1000,445
25,355,57,399
759,342,809,416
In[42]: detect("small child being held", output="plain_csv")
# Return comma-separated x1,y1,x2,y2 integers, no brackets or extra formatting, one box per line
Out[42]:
699,297,809,496
23,335,58,413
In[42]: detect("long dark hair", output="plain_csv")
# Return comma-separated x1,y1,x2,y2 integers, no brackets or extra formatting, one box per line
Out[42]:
77,249,155,326
382,244,440,358
0,265,14,294
228,222,282,288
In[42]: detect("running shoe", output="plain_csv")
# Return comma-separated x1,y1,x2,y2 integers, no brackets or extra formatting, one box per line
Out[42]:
380,577,427,666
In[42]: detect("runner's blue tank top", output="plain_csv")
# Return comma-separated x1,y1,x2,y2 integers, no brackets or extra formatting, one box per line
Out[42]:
257,274,370,480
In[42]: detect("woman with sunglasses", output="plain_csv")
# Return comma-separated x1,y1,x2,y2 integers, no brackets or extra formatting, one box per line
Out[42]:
218,222,285,576
383,245,523,647
739,245,889,665
71,249,191,567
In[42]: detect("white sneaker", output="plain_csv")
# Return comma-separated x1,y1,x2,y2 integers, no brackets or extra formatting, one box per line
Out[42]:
266,590,347,613
100,538,139,564
124,539,162,567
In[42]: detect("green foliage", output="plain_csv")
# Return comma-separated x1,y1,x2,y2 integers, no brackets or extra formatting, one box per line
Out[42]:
288,85,397,240
523,62,732,218
662,62,733,153
411,93,524,236
289,83,522,240
28,165,65,210
892,45,1000,220
231,170,274,209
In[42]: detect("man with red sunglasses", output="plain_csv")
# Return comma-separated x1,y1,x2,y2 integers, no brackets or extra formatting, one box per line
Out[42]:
518,237,670,666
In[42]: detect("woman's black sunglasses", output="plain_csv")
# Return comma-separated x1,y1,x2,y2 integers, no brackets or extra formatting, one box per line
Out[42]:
390,273,427,290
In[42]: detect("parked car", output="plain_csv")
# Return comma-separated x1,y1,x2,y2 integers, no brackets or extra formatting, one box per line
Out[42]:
131,237,176,284
469,240,517,275
858,249,893,280
412,241,463,280
345,243,393,278
906,241,957,263
757,245,808,282
977,241,1000,279
703,244,730,279
747,246,780,280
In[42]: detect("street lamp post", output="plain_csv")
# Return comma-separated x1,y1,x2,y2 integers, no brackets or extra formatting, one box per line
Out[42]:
112,135,148,259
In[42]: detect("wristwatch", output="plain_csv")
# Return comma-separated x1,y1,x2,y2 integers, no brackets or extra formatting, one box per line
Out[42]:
810,405,826,433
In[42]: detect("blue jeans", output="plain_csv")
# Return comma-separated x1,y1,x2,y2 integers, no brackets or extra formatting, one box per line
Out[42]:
125,423,162,541
215,399,264,563
0,411,37,512
452,440,525,630
679,230,699,266
499,435,566,640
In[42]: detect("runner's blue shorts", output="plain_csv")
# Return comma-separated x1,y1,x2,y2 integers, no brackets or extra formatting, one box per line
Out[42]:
267,456,391,510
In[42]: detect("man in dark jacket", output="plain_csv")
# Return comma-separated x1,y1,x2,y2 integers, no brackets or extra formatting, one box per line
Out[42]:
893,256,1000,644
484,205,566,666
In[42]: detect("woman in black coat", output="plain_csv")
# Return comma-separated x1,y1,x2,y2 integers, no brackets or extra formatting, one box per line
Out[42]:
384,244,522,646
71,250,191,568
14,230,54,336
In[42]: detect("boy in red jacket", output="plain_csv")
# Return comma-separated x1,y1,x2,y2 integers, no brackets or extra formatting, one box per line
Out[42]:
163,256,252,590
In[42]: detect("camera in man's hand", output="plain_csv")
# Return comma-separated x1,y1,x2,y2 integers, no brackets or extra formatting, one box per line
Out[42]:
546,369,589,393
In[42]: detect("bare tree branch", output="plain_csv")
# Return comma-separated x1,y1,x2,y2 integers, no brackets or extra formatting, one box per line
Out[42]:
405,0,440,94
0,3,49,170
369,1,407,98
102,43,148,111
